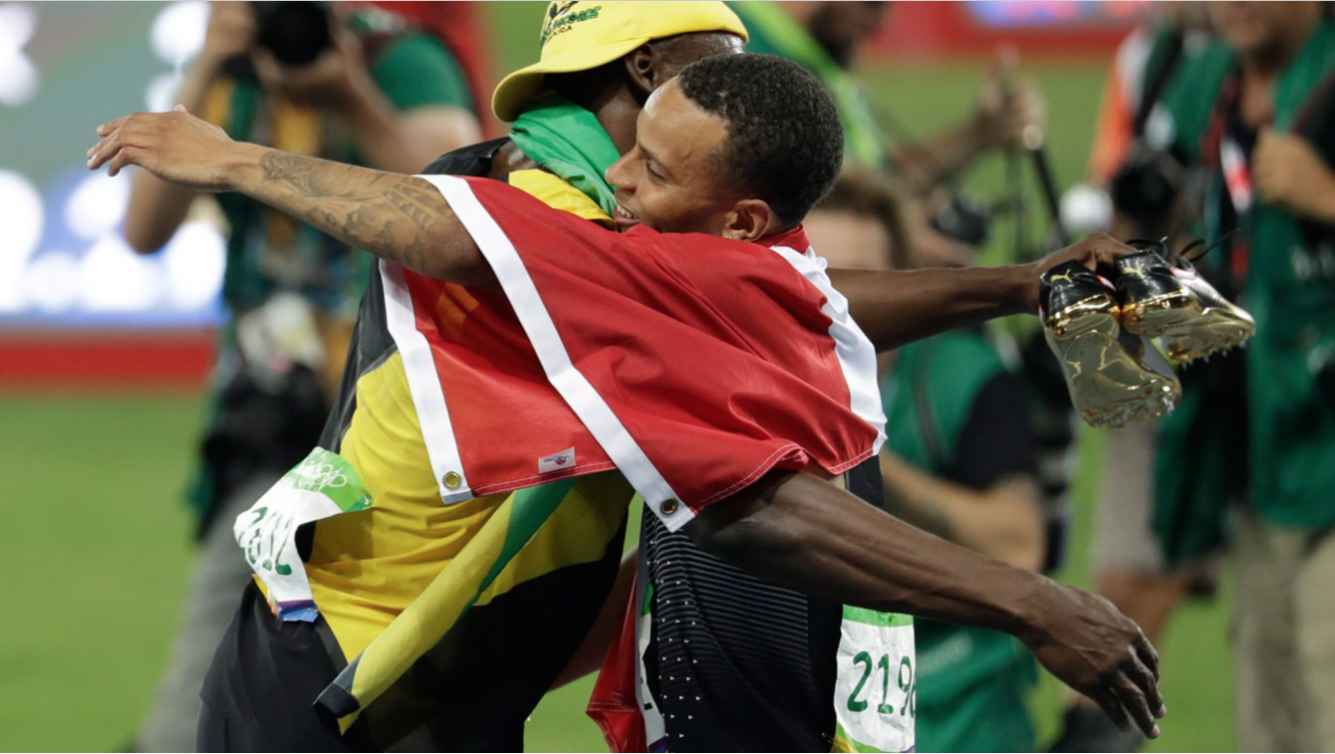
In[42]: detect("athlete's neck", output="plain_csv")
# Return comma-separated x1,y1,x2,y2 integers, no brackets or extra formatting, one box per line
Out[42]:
590,97,642,158
552,72,643,157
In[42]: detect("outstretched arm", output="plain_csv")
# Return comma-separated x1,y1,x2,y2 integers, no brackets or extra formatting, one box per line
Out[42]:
88,107,494,288
830,233,1136,352
686,470,1166,739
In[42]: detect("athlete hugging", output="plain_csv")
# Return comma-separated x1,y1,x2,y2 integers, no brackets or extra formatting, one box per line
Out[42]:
89,4,1164,752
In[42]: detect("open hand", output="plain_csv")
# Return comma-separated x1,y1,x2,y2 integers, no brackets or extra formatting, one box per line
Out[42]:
1020,581,1166,738
87,105,245,191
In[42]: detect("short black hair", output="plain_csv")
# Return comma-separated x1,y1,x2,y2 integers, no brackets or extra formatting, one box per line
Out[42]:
677,53,845,227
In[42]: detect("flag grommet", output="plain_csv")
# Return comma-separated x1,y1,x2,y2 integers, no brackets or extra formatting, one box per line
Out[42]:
661,498,680,515
442,471,462,489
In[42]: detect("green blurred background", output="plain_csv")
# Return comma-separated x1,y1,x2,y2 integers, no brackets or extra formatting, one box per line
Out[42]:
0,2,1233,751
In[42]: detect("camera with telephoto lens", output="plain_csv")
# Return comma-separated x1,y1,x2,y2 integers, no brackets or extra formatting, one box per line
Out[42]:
252,1,333,66
930,191,993,248
1109,143,1184,238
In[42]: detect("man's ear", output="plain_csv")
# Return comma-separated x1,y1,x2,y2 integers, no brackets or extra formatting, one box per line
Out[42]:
624,44,669,98
723,200,778,242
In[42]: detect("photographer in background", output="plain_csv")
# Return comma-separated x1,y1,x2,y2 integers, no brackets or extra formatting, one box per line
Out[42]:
1091,3,1213,241
1151,2,1335,749
730,1,1044,195
1056,6,1217,752
728,0,1041,258
125,3,479,750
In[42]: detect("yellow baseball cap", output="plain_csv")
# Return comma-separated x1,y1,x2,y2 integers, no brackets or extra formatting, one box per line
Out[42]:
492,1,748,122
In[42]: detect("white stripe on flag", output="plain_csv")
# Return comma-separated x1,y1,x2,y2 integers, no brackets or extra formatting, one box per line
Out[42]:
417,175,694,531
379,260,474,504
768,245,887,452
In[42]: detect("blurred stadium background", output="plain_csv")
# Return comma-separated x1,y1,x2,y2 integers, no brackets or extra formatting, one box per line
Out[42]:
0,2,1232,751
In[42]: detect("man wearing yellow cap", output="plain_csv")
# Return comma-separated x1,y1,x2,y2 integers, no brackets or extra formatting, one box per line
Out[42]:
189,4,753,752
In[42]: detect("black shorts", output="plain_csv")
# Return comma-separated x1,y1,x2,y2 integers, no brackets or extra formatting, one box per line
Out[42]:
201,531,620,752
199,582,375,752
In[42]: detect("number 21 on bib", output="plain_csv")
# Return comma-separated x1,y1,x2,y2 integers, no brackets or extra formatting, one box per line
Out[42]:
833,606,915,753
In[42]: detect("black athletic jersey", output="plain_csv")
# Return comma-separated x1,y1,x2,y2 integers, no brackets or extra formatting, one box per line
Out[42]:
641,458,885,752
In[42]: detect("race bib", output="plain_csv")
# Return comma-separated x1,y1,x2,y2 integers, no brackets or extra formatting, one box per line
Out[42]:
833,607,916,753
233,447,372,622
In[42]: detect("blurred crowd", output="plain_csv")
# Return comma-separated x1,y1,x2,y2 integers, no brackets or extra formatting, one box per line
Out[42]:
115,2,1335,752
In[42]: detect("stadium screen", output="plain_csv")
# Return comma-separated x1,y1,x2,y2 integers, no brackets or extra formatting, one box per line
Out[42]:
964,1,1151,28
0,1,224,330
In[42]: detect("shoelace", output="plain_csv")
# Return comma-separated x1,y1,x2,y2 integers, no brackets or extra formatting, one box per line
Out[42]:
1125,230,1239,268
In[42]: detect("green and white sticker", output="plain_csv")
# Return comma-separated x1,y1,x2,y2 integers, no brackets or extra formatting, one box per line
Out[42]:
233,447,372,622
833,606,915,753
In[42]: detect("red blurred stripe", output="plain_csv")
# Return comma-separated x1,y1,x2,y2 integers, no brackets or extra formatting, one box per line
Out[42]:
0,331,215,389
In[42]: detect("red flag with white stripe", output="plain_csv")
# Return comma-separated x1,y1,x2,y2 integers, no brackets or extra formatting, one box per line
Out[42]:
387,175,885,528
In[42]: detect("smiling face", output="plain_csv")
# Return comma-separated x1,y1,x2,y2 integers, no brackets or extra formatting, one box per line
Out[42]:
602,54,844,242
604,79,751,236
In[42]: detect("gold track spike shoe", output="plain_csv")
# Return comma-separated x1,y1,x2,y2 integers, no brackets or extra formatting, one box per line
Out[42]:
1041,261,1181,428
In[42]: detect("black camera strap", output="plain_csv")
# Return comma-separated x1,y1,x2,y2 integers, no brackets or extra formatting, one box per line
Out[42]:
1132,30,1186,139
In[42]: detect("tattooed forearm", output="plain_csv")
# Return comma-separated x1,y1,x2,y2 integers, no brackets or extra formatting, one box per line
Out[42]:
238,148,492,286
258,150,313,186
385,188,440,235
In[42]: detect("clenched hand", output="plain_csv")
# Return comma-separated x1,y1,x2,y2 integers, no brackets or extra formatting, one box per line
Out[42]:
1020,233,1139,311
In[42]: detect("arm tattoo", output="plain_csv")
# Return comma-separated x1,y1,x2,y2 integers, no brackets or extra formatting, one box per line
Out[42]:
257,150,309,184
244,149,485,284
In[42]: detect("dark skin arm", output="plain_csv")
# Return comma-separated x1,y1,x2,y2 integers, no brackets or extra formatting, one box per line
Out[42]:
829,265,1032,351
829,233,1134,352
687,470,1165,738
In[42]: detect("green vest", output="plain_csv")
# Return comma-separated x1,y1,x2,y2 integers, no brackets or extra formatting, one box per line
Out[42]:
1155,23,1335,558
882,332,1038,752
728,1,888,169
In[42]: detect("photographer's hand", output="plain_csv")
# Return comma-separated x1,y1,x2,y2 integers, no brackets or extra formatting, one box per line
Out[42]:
1254,130,1335,224
122,0,255,254
252,25,367,114
198,1,255,72
974,52,1046,151
892,50,1046,195
254,25,479,175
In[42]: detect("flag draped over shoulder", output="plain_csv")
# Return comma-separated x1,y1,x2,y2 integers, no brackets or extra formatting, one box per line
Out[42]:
316,174,885,728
